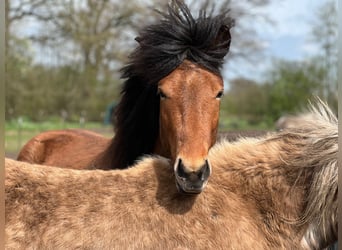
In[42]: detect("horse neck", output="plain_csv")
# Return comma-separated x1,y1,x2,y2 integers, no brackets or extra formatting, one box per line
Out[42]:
95,76,160,169
153,137,172,160
210,136,310,235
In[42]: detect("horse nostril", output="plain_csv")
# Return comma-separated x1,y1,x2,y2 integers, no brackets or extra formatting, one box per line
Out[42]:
198,160,211,181
176,158,188,178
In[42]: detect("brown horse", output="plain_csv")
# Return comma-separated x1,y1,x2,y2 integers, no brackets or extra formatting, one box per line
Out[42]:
17,0,234,194
6,101,337,249
17,129,111,170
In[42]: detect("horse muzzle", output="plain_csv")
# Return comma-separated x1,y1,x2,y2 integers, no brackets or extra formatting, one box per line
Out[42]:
174,158,211,194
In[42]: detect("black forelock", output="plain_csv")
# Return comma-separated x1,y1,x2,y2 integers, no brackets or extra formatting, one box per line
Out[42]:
121,0,234,84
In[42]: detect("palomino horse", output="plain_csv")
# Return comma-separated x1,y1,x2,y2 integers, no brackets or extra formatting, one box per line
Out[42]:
6,101,337,249
17,0,234,194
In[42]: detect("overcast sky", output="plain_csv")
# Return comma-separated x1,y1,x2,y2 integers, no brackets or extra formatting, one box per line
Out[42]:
258,0,322,58
223,0,326,82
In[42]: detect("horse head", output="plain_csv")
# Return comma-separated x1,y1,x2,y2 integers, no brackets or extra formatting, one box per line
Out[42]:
155,60,223,194
114,0,233,194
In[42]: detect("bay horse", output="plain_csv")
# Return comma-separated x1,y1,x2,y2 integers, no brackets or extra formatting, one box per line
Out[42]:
6,101,337,249
17,0,234,194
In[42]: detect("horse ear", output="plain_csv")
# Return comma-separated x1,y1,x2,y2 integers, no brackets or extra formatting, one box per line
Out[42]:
213,24,232,56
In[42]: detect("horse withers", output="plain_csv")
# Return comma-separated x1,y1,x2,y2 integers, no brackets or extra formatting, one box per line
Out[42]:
17,0,234,194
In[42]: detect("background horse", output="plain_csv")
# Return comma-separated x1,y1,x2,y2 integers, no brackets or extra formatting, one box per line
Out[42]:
17,129,111,170
6,101,337,249
17,0,234,194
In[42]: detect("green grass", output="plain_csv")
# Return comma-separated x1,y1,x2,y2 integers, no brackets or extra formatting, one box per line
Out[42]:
5,118,105,131
5,119,113,158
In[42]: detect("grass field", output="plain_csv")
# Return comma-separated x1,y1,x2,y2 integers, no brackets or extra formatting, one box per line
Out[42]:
5,119,113,158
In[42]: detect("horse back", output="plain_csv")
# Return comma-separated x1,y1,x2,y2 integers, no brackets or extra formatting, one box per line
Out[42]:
17,129,111,169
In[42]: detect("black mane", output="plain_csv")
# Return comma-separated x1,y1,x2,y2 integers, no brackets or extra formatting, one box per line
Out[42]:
97,0,234,169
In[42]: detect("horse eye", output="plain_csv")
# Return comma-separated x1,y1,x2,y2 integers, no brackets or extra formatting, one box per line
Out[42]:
216,90,224,99
157,89,167,99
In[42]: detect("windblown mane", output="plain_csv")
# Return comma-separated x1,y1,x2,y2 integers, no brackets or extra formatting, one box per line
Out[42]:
289,101,338,249
262,99,338,249
209,99,338,249
96,0,234,169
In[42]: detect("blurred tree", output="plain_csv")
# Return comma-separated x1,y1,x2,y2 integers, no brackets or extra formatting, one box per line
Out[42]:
222,59,326,126
5,37,33,120
5,0,49,51
6,0,139,121
6,0,275,121
309,0,337,109
222,78,268,124
264,59,326,120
